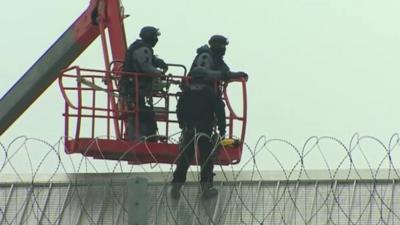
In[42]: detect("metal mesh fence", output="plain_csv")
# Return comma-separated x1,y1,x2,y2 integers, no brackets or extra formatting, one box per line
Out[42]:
1,134,400,224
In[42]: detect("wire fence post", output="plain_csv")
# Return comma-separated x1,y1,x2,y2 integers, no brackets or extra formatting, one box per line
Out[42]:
128,177,149,225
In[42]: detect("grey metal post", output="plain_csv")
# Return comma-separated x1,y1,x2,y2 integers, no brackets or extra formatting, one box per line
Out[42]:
128,177,149,225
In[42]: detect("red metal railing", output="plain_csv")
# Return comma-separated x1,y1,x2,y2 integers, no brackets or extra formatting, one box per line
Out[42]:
58,66,247,164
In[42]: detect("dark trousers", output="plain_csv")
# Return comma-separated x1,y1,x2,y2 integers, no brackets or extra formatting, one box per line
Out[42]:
121,78,157,140
126,108,157,140
172,127,215,187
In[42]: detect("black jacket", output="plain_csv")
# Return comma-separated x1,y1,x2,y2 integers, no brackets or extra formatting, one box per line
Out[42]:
176,83,226,135
122,39,154,73
189,45,230,73
120,40,161,98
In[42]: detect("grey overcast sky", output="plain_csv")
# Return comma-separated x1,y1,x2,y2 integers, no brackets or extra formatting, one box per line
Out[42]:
1,0,400,172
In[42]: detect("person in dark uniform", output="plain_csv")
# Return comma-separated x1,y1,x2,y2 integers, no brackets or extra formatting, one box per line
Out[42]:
171,73,226,200
170,35,248,199
189,35,248,136
119,26,168,140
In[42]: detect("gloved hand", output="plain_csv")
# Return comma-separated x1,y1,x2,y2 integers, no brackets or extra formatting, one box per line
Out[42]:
154,58,168,72
229,72,248,82
239,72,249,82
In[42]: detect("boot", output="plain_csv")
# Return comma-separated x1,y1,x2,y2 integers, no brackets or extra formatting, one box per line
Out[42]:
201,183,218,200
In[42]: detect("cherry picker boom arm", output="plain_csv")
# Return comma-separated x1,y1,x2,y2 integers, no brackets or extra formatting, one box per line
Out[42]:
0,0,127,136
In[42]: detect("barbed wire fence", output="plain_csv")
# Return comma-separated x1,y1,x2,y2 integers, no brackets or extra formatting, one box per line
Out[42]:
1,133,400,224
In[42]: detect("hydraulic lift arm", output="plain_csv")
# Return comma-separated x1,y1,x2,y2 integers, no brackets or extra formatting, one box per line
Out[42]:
0,0,127,136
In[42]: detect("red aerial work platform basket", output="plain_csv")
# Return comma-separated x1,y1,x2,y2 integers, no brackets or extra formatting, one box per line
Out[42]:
58,65,247,165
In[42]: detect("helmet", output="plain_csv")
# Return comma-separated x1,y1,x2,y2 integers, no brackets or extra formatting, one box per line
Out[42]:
208,35,229,48
209,35,228,56
139,26,160,46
